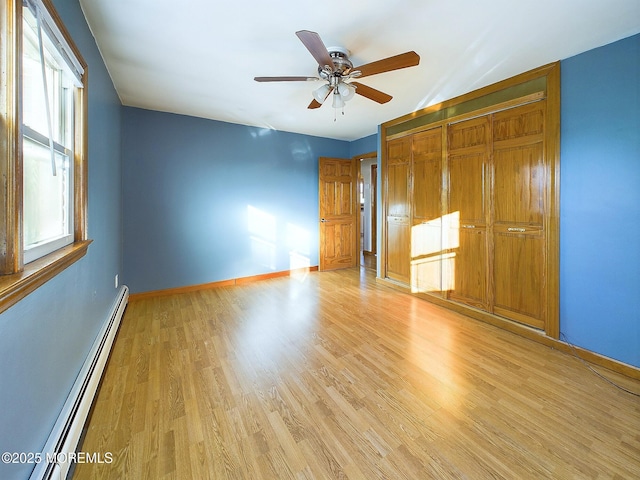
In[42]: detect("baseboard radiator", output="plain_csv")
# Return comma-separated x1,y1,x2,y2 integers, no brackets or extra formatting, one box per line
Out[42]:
29,285,129,480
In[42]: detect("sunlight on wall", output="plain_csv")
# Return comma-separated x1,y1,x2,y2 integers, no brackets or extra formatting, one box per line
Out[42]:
249,126,276,138
247,205,312,279
287,222,311,281
410,212,459,294
247,205,276,270
286,222,310,256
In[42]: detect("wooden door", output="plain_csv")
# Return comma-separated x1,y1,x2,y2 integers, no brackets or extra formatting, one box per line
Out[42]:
385,137,411,284
446,117,490,310
411,127,443,294
319,157,358,271
492,102,546,329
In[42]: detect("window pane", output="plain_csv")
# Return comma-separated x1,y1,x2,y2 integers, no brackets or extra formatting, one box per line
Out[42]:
22,7,71,147
22,4,76,263
23,137,71,249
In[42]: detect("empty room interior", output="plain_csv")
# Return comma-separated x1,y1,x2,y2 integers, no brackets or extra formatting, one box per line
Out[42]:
1,0,639,479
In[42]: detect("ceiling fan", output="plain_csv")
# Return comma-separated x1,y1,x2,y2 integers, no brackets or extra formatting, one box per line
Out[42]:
254,30,420,112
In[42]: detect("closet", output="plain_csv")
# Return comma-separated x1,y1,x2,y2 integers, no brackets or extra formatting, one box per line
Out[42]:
381,63,559,337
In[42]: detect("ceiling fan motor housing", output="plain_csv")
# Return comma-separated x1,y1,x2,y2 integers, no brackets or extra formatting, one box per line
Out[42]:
318,47,353,79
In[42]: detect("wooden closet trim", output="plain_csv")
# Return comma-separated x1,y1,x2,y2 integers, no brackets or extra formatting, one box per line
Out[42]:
544,63,560,339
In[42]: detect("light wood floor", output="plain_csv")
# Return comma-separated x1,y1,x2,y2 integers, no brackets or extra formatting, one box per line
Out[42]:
74,268,640,479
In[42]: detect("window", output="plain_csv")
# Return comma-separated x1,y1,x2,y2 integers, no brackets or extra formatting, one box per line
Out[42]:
0,0,90,312
22,2,78,262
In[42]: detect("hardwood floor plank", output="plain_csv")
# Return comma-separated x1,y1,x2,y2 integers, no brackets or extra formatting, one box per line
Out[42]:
74,268,640,479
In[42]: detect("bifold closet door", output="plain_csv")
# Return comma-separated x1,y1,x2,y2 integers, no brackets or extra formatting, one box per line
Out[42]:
446,117,490,310
411,127,443,295
386,136,411,284
492,102,546,330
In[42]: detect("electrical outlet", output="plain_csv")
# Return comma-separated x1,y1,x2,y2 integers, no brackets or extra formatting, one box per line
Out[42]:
115,274,119,289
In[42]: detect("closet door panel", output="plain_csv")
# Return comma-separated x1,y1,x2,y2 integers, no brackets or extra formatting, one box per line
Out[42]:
447,228,487,308
411,222,443,294
493,230,544,329
388,217,411,283
494,144,544,225
387,137,411,217
412,128,442,222
447,118,489,309
449,153,486,224
386,137,411,284
411,128,443,294
492,102,546,329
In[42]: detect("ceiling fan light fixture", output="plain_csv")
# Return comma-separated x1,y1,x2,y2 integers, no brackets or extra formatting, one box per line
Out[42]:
312,84,331,103
332,90,345,109
338,82,356,101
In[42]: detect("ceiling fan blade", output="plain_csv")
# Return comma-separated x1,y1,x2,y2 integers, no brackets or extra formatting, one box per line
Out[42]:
254,76,318,82
353,51,420,78
296,30,335,70
351,82,393,104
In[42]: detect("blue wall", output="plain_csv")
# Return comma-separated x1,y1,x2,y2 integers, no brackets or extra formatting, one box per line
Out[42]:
349,133,377,157
0,1,123,479
122,109,349,293
560,33,640,367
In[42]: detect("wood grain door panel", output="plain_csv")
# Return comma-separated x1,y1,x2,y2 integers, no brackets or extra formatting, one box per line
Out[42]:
321,221,356,270
319,157,357,271
387,217,410,283
491,102,546,329
448,153,486,225
447,227,488,309
412,128,442,223
494,144,545,226
385,137,411,284
447,118,489,307
387,138,411,218
411,127,443,294
493,229,545,329
411,222,443,294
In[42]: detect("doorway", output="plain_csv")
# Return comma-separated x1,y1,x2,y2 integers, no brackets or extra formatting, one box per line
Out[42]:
358,153,377,270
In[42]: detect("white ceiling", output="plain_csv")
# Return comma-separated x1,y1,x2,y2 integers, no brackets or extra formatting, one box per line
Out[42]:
79,0,640,141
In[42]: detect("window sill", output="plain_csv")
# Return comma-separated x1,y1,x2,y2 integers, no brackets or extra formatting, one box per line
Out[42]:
0,239,92,314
